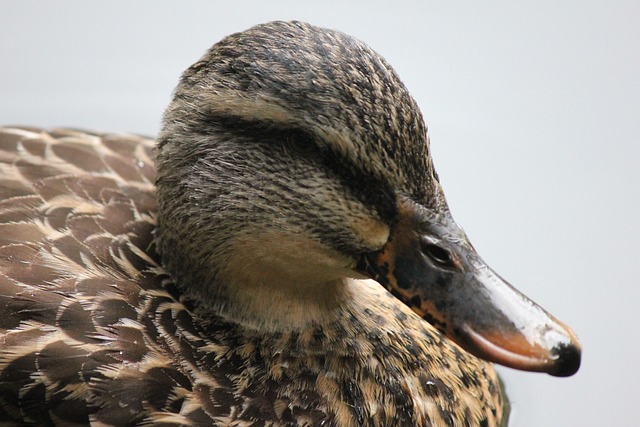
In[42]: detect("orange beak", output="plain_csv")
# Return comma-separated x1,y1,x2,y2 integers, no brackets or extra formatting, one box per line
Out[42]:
358,197,581,377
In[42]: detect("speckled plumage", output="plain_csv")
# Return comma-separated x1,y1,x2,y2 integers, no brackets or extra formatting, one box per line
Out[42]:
0,126,504,425
0,22,519,426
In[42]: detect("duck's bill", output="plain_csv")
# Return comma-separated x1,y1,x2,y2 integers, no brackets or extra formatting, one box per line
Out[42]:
358,198,581,377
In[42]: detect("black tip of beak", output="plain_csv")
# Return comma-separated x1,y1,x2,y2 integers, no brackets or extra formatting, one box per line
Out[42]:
549,342,581,377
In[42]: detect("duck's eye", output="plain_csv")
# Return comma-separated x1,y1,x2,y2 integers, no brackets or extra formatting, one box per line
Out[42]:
422,242,454,267
285,129,318,155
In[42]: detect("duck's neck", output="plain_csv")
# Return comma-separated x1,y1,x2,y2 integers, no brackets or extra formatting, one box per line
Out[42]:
209,277,367,333
178,229,366,332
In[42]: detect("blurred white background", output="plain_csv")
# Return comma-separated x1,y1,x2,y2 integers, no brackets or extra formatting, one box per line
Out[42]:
1,1,638,426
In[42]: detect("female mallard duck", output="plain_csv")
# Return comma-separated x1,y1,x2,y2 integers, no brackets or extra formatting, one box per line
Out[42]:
0,21,579,426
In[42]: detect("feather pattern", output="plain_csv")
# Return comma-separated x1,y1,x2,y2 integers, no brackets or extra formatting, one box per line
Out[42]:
0,127,504,425
0,21,521,427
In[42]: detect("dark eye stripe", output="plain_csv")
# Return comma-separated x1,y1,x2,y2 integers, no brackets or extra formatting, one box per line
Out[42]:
319,148,396,223
206,113,397,224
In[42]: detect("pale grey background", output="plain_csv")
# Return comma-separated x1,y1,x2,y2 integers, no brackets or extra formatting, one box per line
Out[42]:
1,1,638,426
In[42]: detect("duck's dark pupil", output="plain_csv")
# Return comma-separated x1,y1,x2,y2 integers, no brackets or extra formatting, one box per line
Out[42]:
424,244,451,266
287,129,316,154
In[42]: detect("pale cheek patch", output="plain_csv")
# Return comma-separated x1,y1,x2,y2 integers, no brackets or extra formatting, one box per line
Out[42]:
220,230,356,294
213,230,358,330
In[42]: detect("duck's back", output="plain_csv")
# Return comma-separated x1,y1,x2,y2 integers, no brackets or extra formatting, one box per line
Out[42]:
0,127,181,425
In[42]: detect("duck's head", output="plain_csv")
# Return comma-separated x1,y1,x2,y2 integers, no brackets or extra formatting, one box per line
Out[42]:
155,21,580,377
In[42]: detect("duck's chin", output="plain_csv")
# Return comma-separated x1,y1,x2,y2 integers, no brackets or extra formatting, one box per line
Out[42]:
187,230,364,332
206,278,341,332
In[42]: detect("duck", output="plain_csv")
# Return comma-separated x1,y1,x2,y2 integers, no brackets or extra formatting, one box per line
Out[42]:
0,21,580,426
